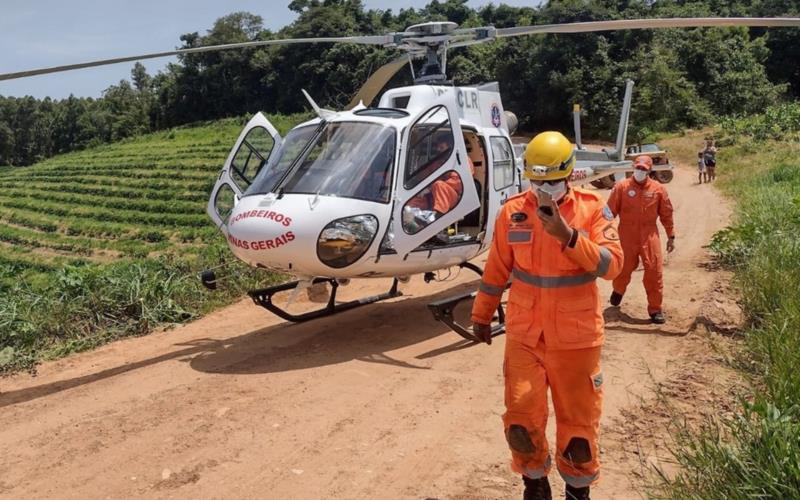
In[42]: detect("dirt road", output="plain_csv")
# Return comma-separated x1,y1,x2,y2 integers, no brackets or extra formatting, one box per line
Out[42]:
0,165,733,499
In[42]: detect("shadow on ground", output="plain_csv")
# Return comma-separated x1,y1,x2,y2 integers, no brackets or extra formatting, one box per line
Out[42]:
0,280,482,408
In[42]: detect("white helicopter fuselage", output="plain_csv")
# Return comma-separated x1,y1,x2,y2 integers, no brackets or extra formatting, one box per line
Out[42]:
208,83,521,280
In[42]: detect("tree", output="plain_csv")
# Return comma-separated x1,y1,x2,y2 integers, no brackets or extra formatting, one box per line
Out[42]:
0,122,14,166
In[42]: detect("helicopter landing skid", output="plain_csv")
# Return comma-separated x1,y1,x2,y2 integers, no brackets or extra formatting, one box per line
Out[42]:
427,292,505,342
426,261,506,342
248,277,402,323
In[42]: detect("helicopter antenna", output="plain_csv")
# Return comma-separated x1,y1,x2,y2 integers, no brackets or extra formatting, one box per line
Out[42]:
301,89,336,120
612,79,634,160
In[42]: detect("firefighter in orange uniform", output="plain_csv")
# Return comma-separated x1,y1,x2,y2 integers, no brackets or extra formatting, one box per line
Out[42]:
471,131,623,500
606,155,675,324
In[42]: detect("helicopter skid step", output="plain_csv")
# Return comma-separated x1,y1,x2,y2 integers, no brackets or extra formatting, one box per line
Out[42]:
248,277,401,323
427,292,505,342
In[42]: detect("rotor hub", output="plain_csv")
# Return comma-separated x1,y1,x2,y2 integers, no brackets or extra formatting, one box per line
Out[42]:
405,22,458,36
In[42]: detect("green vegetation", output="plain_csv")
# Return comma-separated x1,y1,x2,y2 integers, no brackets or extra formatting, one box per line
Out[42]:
0,114,307,372
653,103,800,498
3,0,799,166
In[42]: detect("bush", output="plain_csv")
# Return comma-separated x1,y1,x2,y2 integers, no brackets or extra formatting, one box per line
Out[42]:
0,245,275,372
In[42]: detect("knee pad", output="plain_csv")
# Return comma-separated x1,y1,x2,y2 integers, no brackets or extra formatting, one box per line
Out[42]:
563,437,592,464
506,424,535,454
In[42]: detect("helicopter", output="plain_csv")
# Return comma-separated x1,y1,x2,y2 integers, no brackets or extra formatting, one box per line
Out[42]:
3,16,799,341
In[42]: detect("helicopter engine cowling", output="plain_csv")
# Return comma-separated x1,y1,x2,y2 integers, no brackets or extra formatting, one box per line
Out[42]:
504,111,519,135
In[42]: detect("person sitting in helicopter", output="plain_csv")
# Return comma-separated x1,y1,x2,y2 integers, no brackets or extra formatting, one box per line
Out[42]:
404,134,479,236
407,136,464,217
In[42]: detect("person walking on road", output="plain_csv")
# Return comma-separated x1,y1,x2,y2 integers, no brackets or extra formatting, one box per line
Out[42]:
697,151,707,184
702,139,717,182
607,155,675,324
471,131,623,500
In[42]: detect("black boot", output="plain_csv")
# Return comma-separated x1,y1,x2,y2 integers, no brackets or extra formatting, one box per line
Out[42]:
565,484,590,500
650,311,666,324
523,475,552,500
609,291,623,307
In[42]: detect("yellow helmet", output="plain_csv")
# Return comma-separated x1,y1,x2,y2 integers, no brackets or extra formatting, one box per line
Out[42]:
523,131,575,181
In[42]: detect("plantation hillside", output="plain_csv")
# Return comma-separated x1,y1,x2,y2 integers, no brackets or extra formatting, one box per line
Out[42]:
0,114,306,371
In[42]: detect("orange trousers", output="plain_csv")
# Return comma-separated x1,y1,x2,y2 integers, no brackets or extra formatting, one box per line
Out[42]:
612,229,663,314
503,337,603,488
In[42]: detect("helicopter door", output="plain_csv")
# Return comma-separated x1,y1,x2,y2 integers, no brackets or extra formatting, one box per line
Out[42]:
207,113,282,234
392,101,480,256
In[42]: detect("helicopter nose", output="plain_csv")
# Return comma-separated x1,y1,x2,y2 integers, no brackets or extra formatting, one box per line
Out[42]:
225,200,297,259
223,193,390,276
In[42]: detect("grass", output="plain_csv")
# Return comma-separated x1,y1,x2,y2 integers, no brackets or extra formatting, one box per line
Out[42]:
0,113,309,372
650,104,800,498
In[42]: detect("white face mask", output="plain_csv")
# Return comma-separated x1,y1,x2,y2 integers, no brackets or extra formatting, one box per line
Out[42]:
537,181,567,202
633,170,648,183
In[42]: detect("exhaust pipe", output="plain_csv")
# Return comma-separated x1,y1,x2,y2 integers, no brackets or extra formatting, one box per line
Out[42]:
573,104,583,150
613,79,634,161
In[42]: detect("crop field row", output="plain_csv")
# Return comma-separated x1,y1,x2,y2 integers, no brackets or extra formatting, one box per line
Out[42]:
0,221,174,257
26,159,224,171
0,188,203,216
16,164,222,181
0,243,73,274
0,205,214,244
2,174,211,191
0,195,209,228
0,181,209,203
16,168,215,182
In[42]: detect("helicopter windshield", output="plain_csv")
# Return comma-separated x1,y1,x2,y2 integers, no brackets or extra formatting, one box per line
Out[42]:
245,122,395,203
273,122,395,203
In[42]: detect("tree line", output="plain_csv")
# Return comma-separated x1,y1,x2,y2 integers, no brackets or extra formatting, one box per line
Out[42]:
1,0,799,166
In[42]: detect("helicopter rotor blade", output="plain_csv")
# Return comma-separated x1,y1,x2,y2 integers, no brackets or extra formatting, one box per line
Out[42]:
4,17,800,83
347,55,410,109
495,17,800,38
0,34,397,82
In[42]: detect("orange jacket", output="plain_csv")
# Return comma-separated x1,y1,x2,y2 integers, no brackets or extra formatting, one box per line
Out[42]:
471,188,623,350
607,177,674,240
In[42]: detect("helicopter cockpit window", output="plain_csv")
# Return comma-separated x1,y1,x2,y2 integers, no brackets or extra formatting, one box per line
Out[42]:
230,126,275,191
405,105,454,190
214,183,237,223
273,122,396,204
245,125,317,196
490,136,515,190
401,170,463,235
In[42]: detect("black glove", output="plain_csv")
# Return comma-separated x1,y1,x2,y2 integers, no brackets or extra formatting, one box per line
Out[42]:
473,323,492,345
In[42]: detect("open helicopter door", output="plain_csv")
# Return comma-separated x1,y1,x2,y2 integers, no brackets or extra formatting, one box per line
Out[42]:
391,99,480,256
207,113,282,235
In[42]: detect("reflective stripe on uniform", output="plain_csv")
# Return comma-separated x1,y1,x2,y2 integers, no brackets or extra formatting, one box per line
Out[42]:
512,268,596,288
522,455,552,480
594,247,612,277
508,231,532,243
479,281,505,296
558,470,598,488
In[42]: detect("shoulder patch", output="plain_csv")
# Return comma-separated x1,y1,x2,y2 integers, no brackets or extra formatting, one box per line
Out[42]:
602,205,614,221
602,223,620,241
